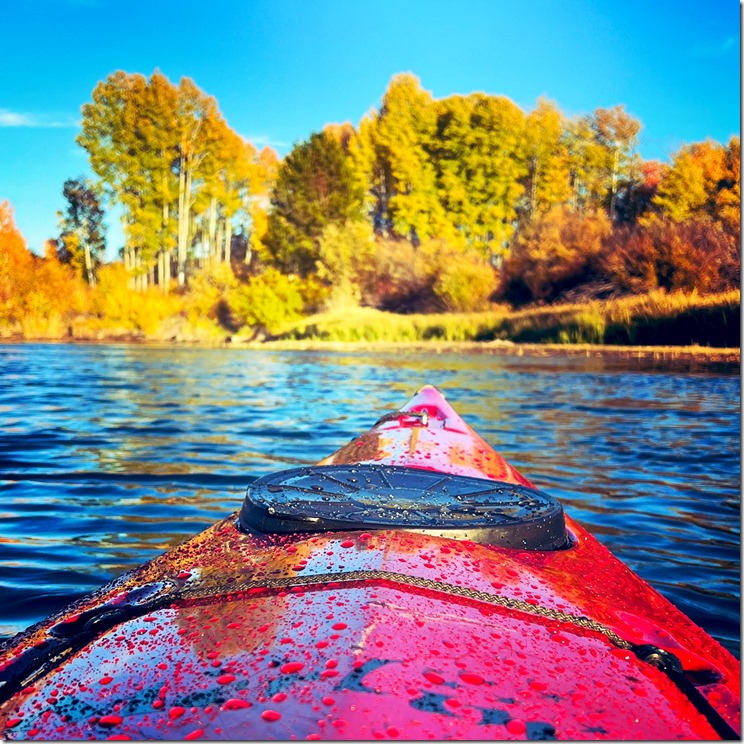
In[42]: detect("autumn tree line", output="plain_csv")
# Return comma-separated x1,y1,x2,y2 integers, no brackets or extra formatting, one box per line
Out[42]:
0,71,739,337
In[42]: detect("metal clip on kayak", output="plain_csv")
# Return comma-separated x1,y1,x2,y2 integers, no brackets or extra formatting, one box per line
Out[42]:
632,645,739,741
374,409,429,426
239,463,567,551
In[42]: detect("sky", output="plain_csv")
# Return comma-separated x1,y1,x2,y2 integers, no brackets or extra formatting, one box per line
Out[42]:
0,0,739,257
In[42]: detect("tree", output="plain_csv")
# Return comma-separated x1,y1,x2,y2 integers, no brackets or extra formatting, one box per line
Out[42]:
78,71,148,288
716,136,740,238
264,131,364,276
137,71,179,290
316,220,376,307
0,201,34,323
173,77,223,286
0,202,85,331
591,105,642,221
436,92,528,255
372,73,445,243
652,138,740,236
56,177,106,285
565,115,610,214
614,160,666,225
196,119,255,268
78,70,254,289
347,111,387,232
243,146,279,266
521,98,572,220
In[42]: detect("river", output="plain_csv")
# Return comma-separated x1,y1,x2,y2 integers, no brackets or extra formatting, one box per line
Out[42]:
0,343,739,658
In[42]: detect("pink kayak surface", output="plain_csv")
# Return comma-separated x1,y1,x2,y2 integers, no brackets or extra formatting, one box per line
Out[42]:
0,385,739,740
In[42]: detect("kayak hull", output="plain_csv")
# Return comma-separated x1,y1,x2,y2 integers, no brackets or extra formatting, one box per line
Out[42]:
0,386,739,740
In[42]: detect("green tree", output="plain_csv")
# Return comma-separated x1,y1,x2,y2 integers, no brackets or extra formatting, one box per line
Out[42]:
456,93,528,254
78,71,148,288
78,70,252,289
565,115,610,214
347,111,387,232
264,131,364,276
431,93,529,256
230,266,304,334
316,220,376,307
56,177,106,285
138,71,179,290
591,105,642,221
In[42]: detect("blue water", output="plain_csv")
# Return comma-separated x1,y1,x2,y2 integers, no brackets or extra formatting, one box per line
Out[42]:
0,343,739,658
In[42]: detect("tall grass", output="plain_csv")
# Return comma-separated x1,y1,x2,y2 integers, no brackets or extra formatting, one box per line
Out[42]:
279,306,510,343
277,290,740,348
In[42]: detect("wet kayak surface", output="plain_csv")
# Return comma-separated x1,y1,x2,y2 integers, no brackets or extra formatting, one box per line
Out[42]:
0,343,739,660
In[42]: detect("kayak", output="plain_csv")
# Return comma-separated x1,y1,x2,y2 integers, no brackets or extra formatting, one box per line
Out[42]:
0,385,739,740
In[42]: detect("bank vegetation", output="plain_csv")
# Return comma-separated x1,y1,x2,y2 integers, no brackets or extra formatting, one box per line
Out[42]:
0,71,739,349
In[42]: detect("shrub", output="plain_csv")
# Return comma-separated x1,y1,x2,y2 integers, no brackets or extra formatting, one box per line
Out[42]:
185,263,238,321
433,251,498,312
364,238,429,312
501,206,611,304
316,220,376,308
601,218,740,295
91,264,179,334
230,267,304,334
600,225,659,294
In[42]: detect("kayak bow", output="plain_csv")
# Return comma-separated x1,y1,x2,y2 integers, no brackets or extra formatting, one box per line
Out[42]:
0,385,739,740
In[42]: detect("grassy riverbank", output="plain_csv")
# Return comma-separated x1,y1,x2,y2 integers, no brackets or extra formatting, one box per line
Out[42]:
1,288,739,351
275,290,740,348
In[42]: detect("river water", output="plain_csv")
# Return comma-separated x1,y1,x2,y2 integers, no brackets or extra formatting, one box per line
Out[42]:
0,343,739,658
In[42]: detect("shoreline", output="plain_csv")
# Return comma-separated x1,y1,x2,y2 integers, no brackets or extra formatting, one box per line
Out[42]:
1,335,739,364
244,339,741,364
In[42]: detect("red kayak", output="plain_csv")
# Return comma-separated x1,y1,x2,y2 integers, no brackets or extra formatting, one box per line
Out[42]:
0,385,739,740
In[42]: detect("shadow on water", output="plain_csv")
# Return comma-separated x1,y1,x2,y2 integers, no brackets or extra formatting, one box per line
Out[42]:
0,343,739,659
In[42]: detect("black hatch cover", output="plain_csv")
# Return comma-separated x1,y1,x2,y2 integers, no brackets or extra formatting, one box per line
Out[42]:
240,464,567,550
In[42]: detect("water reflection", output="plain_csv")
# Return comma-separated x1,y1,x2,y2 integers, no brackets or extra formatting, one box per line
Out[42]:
0,343,738,658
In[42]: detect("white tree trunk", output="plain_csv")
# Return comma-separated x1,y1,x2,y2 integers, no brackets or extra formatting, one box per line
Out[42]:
207,197,217,265
177,164,188,286
84,242,95,286
224,218,233,265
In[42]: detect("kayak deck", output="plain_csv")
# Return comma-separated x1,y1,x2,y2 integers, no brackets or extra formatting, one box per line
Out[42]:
0,386,739,740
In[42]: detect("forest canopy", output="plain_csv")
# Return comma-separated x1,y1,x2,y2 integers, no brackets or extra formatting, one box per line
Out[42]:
1,71,740,340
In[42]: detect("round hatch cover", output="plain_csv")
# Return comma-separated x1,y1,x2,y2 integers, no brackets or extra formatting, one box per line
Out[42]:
240,464,566,550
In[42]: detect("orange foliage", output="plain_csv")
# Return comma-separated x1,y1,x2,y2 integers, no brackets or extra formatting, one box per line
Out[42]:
501,207,611,304
0,201,34,324
0,201,88,334
602,219,740,295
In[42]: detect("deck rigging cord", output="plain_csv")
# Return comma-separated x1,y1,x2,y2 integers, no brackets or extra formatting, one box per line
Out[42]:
0,569,738,739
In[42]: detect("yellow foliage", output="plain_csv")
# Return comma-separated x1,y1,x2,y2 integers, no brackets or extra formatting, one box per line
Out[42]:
316,220,376,308
184,263,238,321
433,251,498,312
230,267,304,334
91,264,180,334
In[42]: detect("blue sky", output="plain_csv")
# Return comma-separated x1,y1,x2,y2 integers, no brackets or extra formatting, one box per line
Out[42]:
0,0,739,257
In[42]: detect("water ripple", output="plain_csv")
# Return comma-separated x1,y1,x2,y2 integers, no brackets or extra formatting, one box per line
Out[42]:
0,343,739,659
